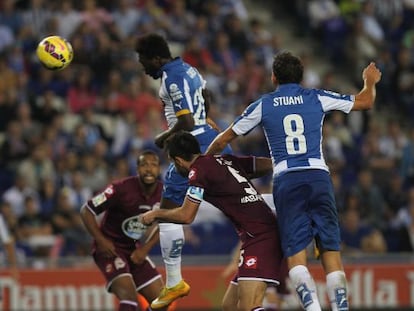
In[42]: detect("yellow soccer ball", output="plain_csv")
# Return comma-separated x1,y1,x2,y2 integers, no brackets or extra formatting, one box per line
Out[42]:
36,35,73,71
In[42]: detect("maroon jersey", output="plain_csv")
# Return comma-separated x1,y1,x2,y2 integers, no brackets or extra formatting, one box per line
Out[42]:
187,154,277,243
85,176,163,249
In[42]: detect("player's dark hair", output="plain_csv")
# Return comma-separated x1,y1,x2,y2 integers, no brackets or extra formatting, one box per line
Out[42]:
165,131,201,161
137,149,159,166
135,33,172,59
272,51,303,84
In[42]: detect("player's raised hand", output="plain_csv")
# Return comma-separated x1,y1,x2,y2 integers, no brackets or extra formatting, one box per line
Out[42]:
362,62,382,84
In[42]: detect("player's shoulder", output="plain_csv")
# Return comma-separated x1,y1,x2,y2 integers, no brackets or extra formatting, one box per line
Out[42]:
194,154,215,166
111,176,138,191
191,155,217,175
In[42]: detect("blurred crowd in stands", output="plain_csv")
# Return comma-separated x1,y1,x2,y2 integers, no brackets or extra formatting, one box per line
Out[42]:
0,0,413,267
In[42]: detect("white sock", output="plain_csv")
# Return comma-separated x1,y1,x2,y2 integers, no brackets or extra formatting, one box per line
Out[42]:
326,271,348,311
289,265,321,311
159,223,184,287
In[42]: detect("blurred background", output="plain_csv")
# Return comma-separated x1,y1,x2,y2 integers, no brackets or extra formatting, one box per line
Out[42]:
0,0,414,310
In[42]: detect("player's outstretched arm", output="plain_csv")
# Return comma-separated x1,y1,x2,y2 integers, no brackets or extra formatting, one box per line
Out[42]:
141,198,200,225
353,62,382,111
155,114,195,148
205,126,238,155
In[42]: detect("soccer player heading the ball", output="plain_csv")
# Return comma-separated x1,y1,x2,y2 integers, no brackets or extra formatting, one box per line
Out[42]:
141,130,285,311
206,52,382,310
135,33,232,309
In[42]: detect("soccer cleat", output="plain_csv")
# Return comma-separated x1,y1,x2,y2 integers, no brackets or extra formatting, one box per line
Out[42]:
151,280,190,309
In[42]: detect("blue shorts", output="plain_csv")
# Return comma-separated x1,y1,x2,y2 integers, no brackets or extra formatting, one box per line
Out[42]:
163,128,232,205
273,170,340,257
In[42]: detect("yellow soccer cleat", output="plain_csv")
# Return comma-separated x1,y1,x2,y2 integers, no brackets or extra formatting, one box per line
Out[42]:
151,280,191,309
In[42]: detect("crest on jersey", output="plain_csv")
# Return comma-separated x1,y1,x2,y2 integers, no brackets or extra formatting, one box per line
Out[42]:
188,168,196,180
122,215,148,240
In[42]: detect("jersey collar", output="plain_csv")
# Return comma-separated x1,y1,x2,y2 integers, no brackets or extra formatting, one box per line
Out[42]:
158,57,183,77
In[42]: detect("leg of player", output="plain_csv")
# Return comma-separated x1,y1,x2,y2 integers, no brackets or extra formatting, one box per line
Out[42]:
263,286,282,311
151,199,190,309
222,282,239,311
110,275,140,311
321,251,349,311
139,277,169,311
238,280,267,311
288,250,322,311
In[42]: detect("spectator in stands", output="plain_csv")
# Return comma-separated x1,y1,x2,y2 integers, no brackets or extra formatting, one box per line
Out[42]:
0,206,19,280
0,121,30,171
392,47,414,119
401,127,414,188
164,0,196,44
351,169,387,229
56,0,82,40
223,13,250,57
0,0,23,35
182,36,220,74
15,103,42,144
383,171,408,225
2,174,38,218
67,66,98,114
210,31,240,78
17,195,54,257
111,0,141,39
17,142,55,191
384,186,414,252
51,188,90,256
80,153,108,194
65,171,92,211
80,0,113,32
340,195,387,255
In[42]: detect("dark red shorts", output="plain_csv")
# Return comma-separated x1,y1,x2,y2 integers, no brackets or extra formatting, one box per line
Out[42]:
93,247,161,292
235,230,284,286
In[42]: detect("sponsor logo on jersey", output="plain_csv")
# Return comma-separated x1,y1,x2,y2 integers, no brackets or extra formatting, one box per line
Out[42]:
121,215,148,240
169,83,183,102
244,256,257,269
273,95,304,106
240,194,263,203
186,67,197,78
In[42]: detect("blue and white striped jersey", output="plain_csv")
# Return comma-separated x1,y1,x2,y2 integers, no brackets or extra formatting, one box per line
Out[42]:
232,83,354,176
159,57,209,133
